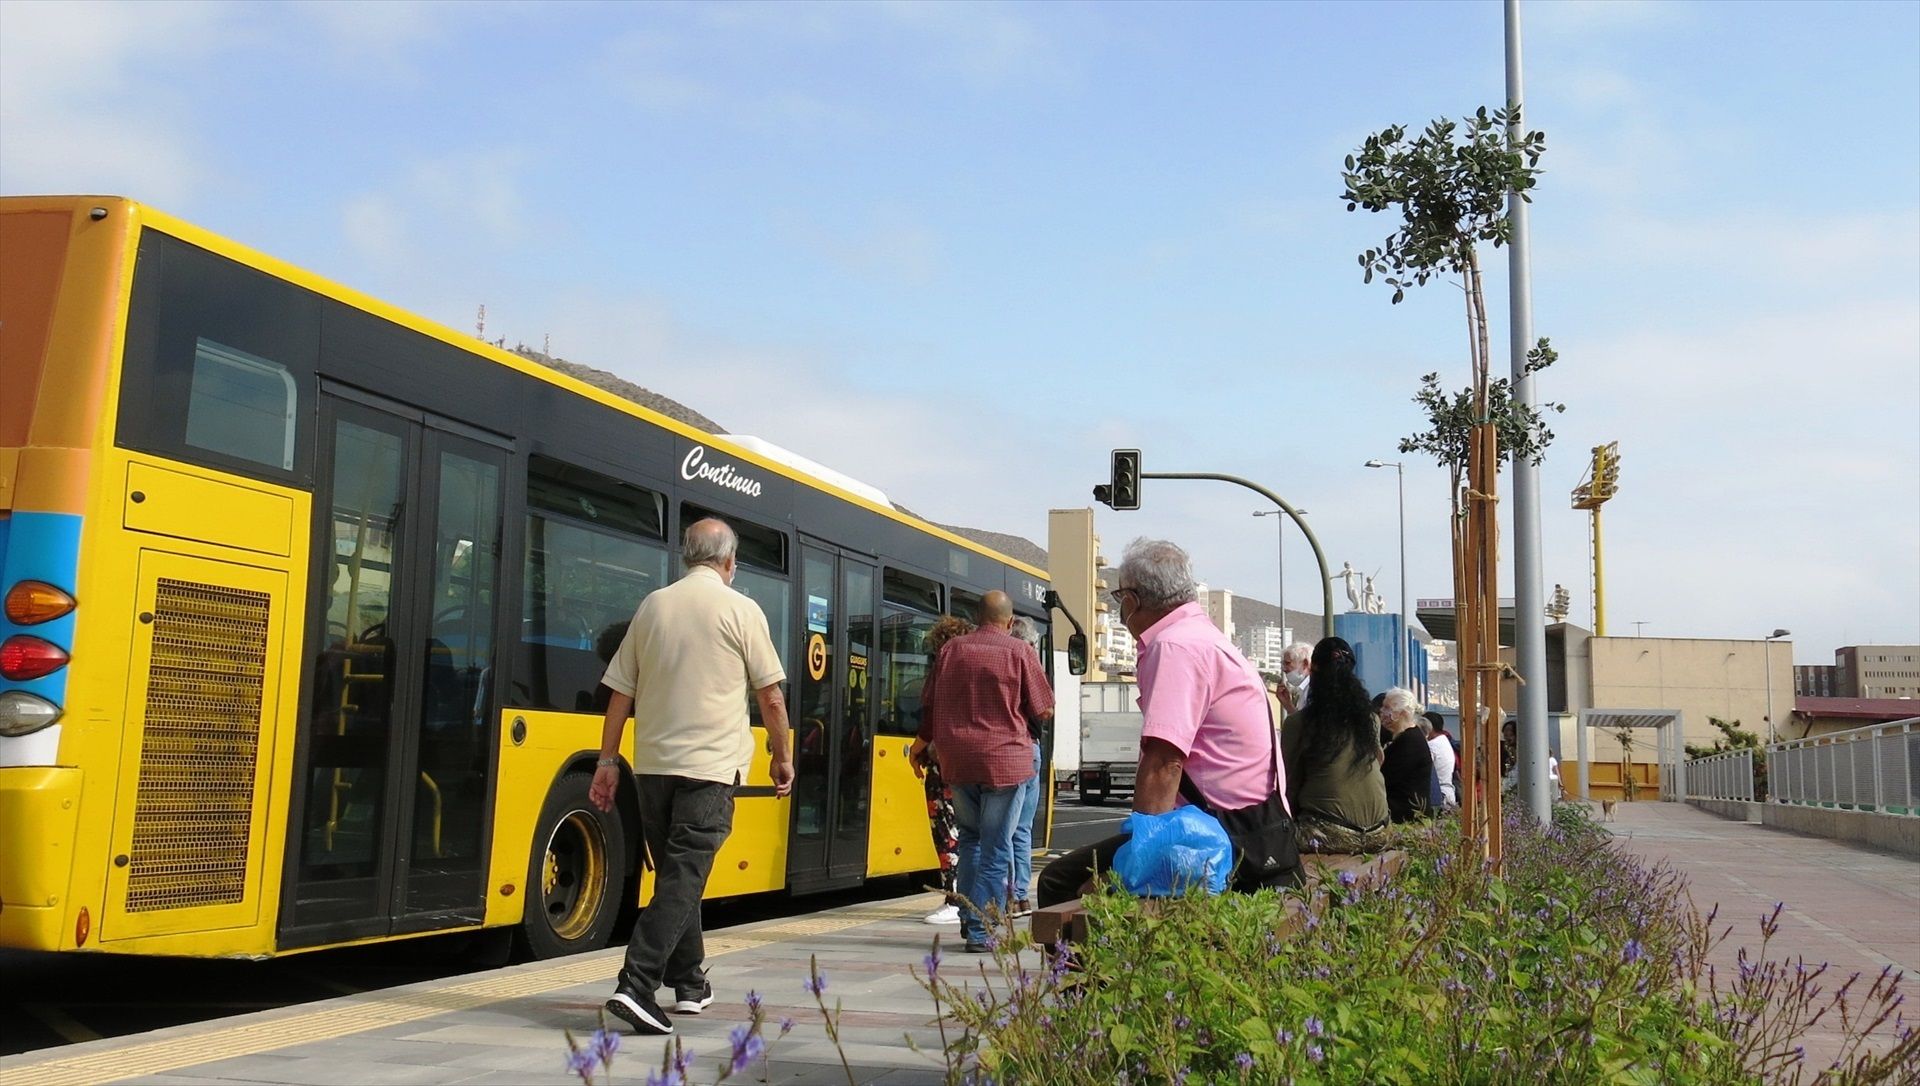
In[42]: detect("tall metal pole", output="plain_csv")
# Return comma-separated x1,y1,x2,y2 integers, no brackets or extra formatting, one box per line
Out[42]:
1506,0,1553,823
1254,509,1304,649
1395,461,1408,688
1276,513,1286,646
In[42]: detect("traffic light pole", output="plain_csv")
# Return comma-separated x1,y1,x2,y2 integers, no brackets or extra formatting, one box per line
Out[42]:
1139,471,1334,639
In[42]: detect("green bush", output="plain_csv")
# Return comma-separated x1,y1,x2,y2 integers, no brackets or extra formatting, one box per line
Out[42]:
920,816,1917,1085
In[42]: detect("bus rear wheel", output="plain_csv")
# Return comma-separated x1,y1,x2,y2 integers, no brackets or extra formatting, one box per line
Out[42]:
516,773,628,959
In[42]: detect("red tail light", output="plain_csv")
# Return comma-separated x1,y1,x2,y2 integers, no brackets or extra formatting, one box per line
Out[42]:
5,581,76,625
0,636,69,681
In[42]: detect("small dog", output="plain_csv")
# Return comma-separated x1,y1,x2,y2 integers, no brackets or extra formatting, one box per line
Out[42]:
1599,798,1618,822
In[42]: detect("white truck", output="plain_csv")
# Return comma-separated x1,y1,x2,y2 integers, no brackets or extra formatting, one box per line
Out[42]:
1074,681,1143,805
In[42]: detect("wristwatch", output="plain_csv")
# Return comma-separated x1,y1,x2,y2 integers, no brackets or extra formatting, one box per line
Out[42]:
596,756,620,768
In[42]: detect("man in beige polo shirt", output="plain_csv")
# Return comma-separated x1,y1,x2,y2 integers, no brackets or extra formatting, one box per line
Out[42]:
591,517,793,1036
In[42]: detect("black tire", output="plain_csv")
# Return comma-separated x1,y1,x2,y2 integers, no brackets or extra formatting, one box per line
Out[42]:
515,772,628,960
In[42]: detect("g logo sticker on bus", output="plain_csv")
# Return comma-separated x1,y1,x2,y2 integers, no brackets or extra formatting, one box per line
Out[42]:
807,633,828,681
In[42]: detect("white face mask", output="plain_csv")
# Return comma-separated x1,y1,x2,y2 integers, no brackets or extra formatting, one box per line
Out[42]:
1283,669,1306,690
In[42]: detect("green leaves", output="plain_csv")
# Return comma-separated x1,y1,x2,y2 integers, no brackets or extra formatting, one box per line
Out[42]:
1341,102,1547,290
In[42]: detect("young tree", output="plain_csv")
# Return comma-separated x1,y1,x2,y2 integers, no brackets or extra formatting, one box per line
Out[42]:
1342,105,1547,859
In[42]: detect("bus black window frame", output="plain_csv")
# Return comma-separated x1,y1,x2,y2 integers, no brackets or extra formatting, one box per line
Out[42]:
511,456,672,714
681,502,792,720
117,228,320,487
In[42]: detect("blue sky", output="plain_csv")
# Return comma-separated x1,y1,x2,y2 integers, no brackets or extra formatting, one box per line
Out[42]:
5,0,1916,665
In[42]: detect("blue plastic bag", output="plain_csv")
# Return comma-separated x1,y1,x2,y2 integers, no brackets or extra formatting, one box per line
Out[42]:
1110,806,1231,897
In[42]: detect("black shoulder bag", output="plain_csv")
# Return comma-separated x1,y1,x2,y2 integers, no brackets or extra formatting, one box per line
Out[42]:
1178,697,1304,892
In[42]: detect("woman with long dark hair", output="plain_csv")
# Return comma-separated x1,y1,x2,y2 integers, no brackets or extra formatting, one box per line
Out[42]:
1280,636,1391,853
910,615,973,924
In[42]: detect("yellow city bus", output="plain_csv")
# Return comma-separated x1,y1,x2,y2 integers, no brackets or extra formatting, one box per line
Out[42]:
0,195,1083,960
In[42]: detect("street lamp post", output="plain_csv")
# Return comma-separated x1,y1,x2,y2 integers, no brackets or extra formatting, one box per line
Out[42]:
1364,459,1409,688
1253,508,1306,651
1764,628,1790,746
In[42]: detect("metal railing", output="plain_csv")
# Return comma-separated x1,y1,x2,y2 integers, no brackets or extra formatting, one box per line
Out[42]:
1685,747,1756,803
1766,717,1919,816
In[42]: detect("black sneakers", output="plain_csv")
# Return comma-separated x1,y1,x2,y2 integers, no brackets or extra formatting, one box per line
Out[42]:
671,979,715,1015
605,988,674,1036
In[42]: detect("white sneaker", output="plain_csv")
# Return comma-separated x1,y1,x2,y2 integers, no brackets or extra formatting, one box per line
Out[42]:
923,903,961,925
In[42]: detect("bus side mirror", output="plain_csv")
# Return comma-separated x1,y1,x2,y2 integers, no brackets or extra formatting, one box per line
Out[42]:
1067,633,1089,676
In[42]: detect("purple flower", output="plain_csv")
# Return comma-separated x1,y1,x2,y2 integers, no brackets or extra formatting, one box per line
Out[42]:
1623,939,1646,964
924,949,942,978
643,1069,683,1086
589,1028,620,1069
803,970,829,997
779,1016,795,1035
1307,1044,1325,1063
746,989,763,1013
1337,870,1358,889
1236,1052,1255,1071
565,1047,597,1081
727,1024,766,1076
1305,1016,1324,1037
1276,1028,1295,1045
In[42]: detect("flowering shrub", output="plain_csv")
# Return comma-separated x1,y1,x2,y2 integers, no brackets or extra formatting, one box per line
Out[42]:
920,811,1918,1084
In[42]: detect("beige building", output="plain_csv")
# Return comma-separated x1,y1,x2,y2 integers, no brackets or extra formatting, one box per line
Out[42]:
1837,645,1920,699
1203,587,1233,640
1047,507,1140,679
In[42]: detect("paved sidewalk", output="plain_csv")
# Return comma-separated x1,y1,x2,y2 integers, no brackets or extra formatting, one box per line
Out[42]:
1605,800,1919,977
1605,799,1919,1063
0,893,987,1086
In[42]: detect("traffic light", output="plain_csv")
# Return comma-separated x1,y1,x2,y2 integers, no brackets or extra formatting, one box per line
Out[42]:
1110,449,1140,510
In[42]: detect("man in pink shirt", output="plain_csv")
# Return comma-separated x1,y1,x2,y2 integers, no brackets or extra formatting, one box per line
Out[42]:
1037,538,1292,907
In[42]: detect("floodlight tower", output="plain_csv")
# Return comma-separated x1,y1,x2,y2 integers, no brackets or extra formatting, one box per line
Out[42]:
1570,442,1621,635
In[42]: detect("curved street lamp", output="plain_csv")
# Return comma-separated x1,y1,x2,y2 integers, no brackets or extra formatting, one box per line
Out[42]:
1253,508,1306,650
1764,628,1791,746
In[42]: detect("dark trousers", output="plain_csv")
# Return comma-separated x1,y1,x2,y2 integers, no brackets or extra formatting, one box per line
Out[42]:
620,774,734,996
1036,832,1129,908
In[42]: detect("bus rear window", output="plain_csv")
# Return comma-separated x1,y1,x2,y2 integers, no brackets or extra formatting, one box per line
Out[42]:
186,338,297,471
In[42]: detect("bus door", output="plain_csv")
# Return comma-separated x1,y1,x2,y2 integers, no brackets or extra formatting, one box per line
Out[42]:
786,543,876,893
280,390,507,946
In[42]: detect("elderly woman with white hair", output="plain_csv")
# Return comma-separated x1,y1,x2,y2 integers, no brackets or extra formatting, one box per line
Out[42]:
1378,686,1433,823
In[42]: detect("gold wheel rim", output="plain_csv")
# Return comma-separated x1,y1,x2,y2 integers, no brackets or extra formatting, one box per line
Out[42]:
543,810,607,943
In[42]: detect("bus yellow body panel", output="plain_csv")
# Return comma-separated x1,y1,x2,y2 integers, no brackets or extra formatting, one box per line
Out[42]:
866,736,939,877
483,709,605,927
0,767,83,948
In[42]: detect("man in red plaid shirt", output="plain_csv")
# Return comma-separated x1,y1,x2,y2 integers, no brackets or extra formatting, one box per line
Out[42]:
912,590,1053,951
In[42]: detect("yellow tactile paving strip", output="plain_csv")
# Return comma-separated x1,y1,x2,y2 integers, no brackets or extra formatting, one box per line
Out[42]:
0,897,933,1086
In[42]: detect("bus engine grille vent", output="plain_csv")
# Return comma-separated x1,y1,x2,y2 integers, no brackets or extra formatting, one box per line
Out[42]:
126,578,272,912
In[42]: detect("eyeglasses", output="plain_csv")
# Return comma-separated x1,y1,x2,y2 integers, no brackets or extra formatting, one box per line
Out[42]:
1109,586,1137,603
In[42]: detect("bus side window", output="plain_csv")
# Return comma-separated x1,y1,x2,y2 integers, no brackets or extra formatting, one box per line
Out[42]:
185,338,298,471
877,568,942,738
513,457,668,713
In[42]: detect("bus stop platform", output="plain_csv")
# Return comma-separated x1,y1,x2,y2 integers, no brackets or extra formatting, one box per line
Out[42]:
4,803,1913,1086
0,893,969,1086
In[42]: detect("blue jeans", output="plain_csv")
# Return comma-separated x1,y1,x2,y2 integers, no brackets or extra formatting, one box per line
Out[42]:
951,780,1023,945
1011,745,1044,902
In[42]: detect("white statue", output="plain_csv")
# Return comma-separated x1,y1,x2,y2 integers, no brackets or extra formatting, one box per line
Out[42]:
1363,574,1385,614
1335,561,1363,612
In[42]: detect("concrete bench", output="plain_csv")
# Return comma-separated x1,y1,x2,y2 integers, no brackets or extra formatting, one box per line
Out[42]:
1030,850,1407,947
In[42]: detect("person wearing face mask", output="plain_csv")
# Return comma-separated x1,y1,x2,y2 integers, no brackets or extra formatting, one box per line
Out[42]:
1036,538,1291,907
1278,643,1311,715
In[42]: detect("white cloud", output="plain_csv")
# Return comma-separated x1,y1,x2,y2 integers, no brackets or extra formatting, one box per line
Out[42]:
337,147,542,273
780,207,944,286
0,0,236,202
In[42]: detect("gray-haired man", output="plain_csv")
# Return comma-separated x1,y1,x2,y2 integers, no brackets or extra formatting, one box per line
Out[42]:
1037,538,1288,907
592,518,794,1036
